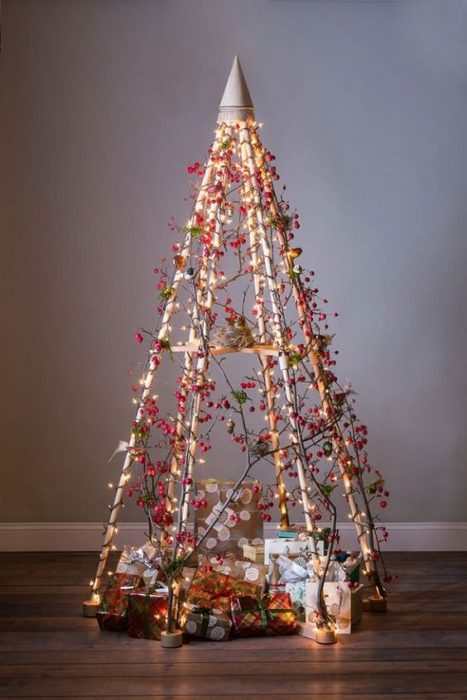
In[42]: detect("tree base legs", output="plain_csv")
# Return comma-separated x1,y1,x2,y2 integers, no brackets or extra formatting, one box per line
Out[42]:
315,627,337,644
161,630,183,648
82,599,100,617
362,595,387,612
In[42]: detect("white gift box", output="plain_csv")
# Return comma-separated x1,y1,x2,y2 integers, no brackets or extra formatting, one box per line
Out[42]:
299,581,363,637
264,537,323,564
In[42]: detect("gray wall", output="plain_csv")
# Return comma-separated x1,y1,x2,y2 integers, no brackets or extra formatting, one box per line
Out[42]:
1,0,467,524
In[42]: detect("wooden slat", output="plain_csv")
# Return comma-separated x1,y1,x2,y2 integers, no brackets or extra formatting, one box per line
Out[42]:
2,645,467,666
2,658,467,678
171,343,280,356
1,696,459,700
2,672,467,697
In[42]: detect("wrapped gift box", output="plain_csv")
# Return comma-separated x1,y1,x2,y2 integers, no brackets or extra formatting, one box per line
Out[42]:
96,572,142,632
231,592,297,637
127,591,168,641
301,581,364,635
264,537,320,564
116,542,159,578
181,603,232,641
243,541,265,564
199,553,268,589
187,568,260,613
194,479,263,556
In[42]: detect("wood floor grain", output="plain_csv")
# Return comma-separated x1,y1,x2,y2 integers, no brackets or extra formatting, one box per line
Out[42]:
0,552,466,699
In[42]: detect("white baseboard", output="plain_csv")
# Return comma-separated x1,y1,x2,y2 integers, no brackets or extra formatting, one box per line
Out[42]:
0,521,466,552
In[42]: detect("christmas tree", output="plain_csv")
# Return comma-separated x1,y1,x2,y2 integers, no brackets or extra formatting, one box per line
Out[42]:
84,57,390,644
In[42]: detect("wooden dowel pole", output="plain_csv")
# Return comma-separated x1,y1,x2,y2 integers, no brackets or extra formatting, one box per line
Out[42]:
83,141,220,615
240,125,315,538
239,128,290,530
178,126,231,527
167,124,228,507
250,127,385,602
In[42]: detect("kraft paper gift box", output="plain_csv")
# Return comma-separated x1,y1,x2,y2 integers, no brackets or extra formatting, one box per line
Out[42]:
194,478,263,556
242,540,265,564
96,572,143,632
264,537,320,564
186,568,260,613
301,580,364,636
127,590,168,641
199,553,268,589
231,592,298,637
181,603,232,641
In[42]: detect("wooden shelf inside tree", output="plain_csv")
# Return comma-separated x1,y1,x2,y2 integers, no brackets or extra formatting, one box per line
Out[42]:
171,342,281,357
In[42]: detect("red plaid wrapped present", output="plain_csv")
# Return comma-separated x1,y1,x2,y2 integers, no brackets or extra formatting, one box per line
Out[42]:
96,572,142,632
231,592,298,637
128,590,168,640
187,568,260,613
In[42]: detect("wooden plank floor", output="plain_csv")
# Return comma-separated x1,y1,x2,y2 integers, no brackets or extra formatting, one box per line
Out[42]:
0,552,466,699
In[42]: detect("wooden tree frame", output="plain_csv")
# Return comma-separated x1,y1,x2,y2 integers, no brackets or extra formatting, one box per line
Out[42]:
83,58,388,641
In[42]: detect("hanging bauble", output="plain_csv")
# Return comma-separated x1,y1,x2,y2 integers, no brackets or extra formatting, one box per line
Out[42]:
323,441,333,457
223,203,234,220
226,418,235,434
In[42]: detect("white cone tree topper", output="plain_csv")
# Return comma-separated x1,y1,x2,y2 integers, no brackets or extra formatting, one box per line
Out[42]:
84,57,390,636
218,55,255,122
